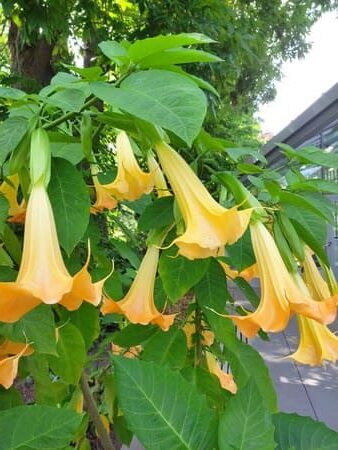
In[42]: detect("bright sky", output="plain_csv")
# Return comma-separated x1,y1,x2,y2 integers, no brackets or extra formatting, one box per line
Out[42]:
257,11,338,136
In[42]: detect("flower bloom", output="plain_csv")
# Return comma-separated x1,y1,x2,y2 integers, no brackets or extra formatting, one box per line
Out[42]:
183,314,214,348
302,246,335,302
147,153,171,198
205,352,237,394
90,165,117,214
0,182,107,322
100,131,154,202
290,315,338,366
0,339,33,389
155,141,252,259
0,174,26,223
220,261,258,282
111,343,142,358
101,246,175,331
228,221,336,338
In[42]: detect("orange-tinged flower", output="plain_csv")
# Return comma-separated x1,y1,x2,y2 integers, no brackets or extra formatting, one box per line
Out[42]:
205,352,237,394
101,246,175,331
0,339,33,389
0,174,26,223
303,246,334,302
90,165,117,214
290,315,338,366
101,131,154,202
0,183,107,322
147,153,171,198
155,141,252,259
111,343,142,358
228,222,336,338
220,261,259,282
183,314,214,348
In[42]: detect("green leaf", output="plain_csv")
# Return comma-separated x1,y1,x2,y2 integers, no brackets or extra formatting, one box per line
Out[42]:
98,40,130,66
226,229,256,272
237,163,263,174
273,412,338,450
45,88,87,112
0,405,82,450
91,70,207,146
0,86,26,100
0,117,29,165
0,305,57,355
142,326,187,369
128,33,215,63
290,179,338,195
280,191,331,223
113,324,158,347
226,147,267,164
0,388,23,410
51,142,84,164
114,357,217,450
0,195,9,234
138,196,174,231
232,277,260,309
138,48,222,68
159,247,210,302
195,258,228,312
48,158,90,254
48,323,86,385
292,146,338,169
67,303,100,350
218,378,275,450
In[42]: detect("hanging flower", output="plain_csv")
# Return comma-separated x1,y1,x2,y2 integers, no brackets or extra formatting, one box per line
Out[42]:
227,221,336,338
183,314,214,348
100,131,154,202
90,165,117,214
205,352,237,394
101,246,175,331
155,141,252,259
0,174,26,223
147,153,171,198
290,315,338,366
219,260,259,282
0,339,33,389
302,246,335,302
0,182,108,322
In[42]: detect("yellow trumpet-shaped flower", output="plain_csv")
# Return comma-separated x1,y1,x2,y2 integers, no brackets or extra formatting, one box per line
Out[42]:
205,352,237,394
101,246,175,331
101,131,154,202
0,174,26,223
290,315,338,366
0,183,108,322
155,141,252,259
147,153,171,198
228,222,336,338
303,246,335,302
220,261,259,282
0,339,33,389
90,165,117,214
182,314,214,348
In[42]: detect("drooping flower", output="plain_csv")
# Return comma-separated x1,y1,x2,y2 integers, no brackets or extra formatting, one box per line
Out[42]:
100,131,154,202
0,182,108,322
228,221,336,338
147,153,171,198
183,314,214,348
0,174,26,223
205,351,237,394
0,339,33,389
90,165,117,214
290,315,338,366
101,246,175,331
155,141,252,259
302,246,335,302
220,261,259,282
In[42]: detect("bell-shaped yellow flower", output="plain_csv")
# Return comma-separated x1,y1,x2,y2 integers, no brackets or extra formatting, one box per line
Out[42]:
205,352,237,394
101,131,154,202
0,339,33,389
147,153,171,198
90,165,117,214
183,313,214,348
290,315,338,366
155,141,252,259
101,246,175,331
0,183,107,322
303,246,335,302
228,221,336,338
0,174,26,223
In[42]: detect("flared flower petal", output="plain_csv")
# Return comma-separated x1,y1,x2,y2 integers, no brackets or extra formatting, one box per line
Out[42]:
220,261,259,282
303,246,334,302
228,222,336,338
205,352,237,394
0,340,33,389
0,184,106,322
155,142,252,259
290,315,338,366
147,153,171,198
101,132,154,202
91,166,117,214
0,175,26,223
101,246,175,331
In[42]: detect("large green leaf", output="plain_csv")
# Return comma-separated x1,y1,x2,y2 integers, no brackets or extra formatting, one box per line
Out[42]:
159,247,210,302
0,117,28,165
91,70,207,145
45,88,87,112
195,258,228,312
142,326,187,369
290,179,338,195
138,196,175,231
99,40,129,66
0,195,9,234
48,158,90,254
0,86,26,100
273,412,338,450
66,303,100,350
138,48,222,68
114,357,217,450
0,388,22,410
113,324,158,347
226,229,256,272
0,405,81,450
279,191,331,223
219,379,275,450
48,323,86,385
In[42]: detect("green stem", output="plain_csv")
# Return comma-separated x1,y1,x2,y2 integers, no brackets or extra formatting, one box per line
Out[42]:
80,373,116,450
194,305,203,368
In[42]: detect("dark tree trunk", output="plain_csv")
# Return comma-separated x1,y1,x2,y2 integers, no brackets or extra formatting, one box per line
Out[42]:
8,20,55,89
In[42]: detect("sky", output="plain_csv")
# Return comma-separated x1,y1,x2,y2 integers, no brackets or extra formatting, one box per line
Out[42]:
257,11,338,137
